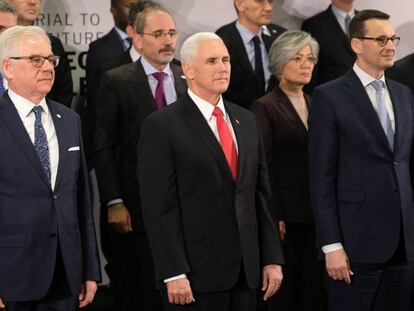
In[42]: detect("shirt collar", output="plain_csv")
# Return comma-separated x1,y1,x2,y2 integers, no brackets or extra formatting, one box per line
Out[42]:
236,20,265,44
353,63,386,88
114,26,129,41
331,3,356,19
140,55,172,77
187,88,226,121
8,88,49,118
129,46,141,62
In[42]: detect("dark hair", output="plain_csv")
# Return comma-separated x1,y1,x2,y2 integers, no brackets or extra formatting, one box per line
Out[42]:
349,9,390,39
134,6,172,34
128,1,161,26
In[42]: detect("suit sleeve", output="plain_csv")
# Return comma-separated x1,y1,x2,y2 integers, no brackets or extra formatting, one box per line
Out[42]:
250,100,283,221
93,72,122,203
76,114,102,282
308,87,342,248
49,36,74,108
253,116,285,265
137,117,190,281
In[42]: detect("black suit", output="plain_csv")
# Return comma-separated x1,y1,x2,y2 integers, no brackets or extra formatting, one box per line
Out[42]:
387,53,414,94
309,70,414,310
251,87,326,311
216,21,285,109
94,59,187,311
48,35,73,108
138,93,284,310
301,5,355,92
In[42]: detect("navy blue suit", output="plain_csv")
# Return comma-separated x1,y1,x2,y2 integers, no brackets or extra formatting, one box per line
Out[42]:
0,93,101,302
309,69,414,310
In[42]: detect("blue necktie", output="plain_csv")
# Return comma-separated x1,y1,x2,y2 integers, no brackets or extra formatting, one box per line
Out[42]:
371,80,394,150
32,106,51,183
0,73,5,95
252,36,265,96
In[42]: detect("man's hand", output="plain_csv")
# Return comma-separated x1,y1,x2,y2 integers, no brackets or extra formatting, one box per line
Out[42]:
278,221,286,241
0,297,5,308
78,280,98,308
166,277,195,305
325,249,353,284
108,203,132,234
262,264,283,301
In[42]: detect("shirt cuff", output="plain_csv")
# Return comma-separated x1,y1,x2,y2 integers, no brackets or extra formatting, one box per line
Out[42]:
322,243,343,254
107,198,123,207
164,274,187,283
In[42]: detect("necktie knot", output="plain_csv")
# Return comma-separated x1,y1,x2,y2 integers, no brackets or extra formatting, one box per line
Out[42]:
212,107,224,118
252,35,261,46
371,80,384,93
152,71,167,82
32,105,44,118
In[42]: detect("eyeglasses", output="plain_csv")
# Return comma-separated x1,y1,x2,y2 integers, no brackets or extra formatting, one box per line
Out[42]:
9,55,60,68
356,35,400,47
290,55,318,65
140,30,178,40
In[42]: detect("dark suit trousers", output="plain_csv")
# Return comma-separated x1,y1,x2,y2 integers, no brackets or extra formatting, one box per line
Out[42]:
5,244,75,311
325,233,414,311
161,268,256,311
268,223,327,311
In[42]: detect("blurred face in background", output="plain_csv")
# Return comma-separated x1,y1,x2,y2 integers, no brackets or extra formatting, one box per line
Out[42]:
0,11,17,33
235,0,273,33
7,0,40,25
111,0,140,31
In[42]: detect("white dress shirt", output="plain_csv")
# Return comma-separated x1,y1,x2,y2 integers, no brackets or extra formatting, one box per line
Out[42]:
322,63,395,254
331,4,356,35
9,89,59,190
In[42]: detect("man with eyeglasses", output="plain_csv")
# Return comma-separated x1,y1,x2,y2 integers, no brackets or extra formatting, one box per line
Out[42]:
302,0,357,94
216,0,285,109
0,25,101,311
309,10,414,311
94,4,186,311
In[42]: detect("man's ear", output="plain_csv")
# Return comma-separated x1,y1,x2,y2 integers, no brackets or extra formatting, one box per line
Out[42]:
3,58,12,80
181,62,193,80
351,37,362,56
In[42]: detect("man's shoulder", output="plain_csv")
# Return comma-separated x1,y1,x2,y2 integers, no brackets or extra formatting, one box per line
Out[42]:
267,23,286,36
302,6,330,29
104,60,139,79
88,28,118,51
216,21,237,39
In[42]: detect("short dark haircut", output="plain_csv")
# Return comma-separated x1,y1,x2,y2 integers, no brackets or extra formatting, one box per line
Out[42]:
349,9,390,39
0,0,16,15
128,1,161,26
134,6,172,34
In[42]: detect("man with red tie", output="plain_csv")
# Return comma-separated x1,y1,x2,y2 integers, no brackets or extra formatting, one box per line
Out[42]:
138,32,284,311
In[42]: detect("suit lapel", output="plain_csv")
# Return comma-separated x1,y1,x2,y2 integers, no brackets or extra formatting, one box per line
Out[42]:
325,6,354,55
129,60,157,109
229,22,255,78
171,63,187,98
386,79,402,152
0,94,51,188
344,71,392,153
182,94,234,181
48,101,66,190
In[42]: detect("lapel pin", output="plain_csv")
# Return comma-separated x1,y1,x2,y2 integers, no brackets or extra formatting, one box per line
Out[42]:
235,118,240,125
180,75,186,79
56,114,61,119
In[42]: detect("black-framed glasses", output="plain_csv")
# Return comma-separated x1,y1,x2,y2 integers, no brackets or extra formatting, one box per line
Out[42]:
356,35,400,47
140,30,178,40
9,55,60,68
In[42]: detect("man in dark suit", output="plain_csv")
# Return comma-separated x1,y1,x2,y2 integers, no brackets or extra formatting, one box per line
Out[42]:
7,0,74,107
302,0,356,92
309,10,414,311
138,32,284,311
94,5,186,311
0,25,100,310
216,0,285,109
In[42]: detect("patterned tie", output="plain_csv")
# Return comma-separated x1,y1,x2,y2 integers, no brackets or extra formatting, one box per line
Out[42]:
371,80,394,150
212,107,238,180
0,73,5,96
152,72,167,109
252,35,265,96
32,106,51,183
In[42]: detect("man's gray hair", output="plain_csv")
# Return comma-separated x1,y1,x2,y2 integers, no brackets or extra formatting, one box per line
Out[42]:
0,26,50,75
180,32,223,63
269,30,319,79
0,0,16,15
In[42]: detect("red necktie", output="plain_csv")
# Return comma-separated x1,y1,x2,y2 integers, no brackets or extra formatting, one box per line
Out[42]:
212,107,238,180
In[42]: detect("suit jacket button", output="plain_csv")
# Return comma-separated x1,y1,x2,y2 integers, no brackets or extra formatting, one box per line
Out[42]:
393,161,398,166
53,195,58,200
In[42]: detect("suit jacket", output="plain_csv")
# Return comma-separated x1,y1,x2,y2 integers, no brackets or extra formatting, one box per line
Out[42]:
85,28,128,164
309,70,414,263
387,53,414,95
0,94,101,302
251,87,312,223
48,35,74,108
94,59,187,232
138,93,284,292
302,5,356,92
216,21,285,109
